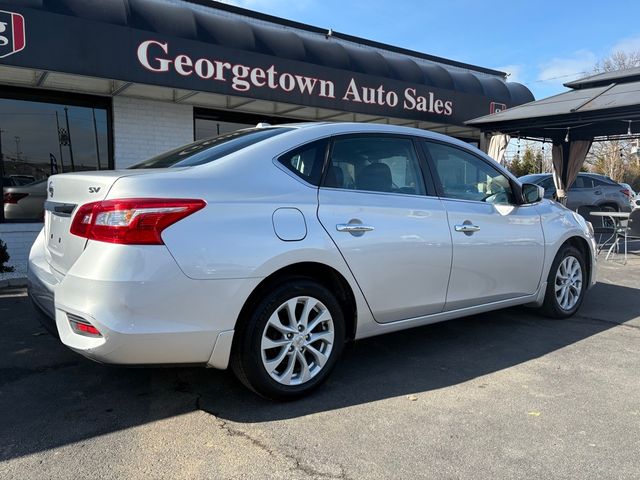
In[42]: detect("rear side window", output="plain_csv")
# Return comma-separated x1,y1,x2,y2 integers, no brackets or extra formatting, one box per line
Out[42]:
322,135,426,195
277,139,328,186
129,127,292,169
593,178,612,187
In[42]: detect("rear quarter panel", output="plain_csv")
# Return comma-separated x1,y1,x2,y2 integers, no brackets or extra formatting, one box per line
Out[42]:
104,134,376,332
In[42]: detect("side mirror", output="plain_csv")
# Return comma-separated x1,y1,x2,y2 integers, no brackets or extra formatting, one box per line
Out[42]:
522,183,544,204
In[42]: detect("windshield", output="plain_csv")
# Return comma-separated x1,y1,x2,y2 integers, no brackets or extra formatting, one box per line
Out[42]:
519,174,546,184
129,127,293,169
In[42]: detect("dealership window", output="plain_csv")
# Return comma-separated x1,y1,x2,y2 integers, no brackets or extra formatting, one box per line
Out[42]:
195,118,254,139
194,107,297,141
0,93,110,222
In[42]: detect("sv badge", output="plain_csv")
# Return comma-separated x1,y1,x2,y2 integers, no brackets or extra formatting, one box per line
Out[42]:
88,187,101,193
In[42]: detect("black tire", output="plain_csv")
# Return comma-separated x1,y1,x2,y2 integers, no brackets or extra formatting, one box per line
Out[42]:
600,204,619,212
539,245,587,319
231,278,345,400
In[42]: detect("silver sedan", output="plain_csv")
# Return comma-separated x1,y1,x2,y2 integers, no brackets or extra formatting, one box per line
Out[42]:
28,123,597,399
3,179,47,221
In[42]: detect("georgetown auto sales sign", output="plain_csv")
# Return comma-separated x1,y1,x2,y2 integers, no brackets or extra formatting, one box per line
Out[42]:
0,4,527,124
0,10,25,58
138,39,454,118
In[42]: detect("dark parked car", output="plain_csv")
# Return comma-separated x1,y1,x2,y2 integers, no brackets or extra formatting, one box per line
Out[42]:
518,173,632,212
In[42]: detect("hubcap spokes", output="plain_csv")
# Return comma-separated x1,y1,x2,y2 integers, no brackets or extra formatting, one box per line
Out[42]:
261,296,334,386
554,256,583,311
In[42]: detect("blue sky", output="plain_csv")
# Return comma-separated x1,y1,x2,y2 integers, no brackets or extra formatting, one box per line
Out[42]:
221,0,640,100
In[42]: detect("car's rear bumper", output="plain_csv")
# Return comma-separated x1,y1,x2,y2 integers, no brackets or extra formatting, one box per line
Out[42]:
27,229,59,327
28,230,259,369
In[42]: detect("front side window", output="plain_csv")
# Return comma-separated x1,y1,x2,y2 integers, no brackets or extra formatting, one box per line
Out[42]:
571,176,594,189
322,136,426,195
425,142,515,205
534,176,555,197
539,176,555,190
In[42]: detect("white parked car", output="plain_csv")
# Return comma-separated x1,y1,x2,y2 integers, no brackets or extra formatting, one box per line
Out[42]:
28,123,597,399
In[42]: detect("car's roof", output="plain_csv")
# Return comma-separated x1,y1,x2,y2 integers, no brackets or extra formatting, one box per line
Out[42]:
4,179,47,192
273,122,475,150
519,172,613,180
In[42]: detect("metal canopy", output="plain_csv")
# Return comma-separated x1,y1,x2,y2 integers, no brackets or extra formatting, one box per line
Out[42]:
466,68,640,142
564,66,640,89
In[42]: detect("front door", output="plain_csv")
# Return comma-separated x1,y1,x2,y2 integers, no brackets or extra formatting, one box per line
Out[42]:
317,134,452,323
423,141,545,311
567,175,595,211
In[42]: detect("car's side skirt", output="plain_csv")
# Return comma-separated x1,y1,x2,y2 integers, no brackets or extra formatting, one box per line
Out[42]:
354,289,542,341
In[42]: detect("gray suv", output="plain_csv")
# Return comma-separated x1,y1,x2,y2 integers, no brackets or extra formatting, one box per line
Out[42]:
518,173,632,212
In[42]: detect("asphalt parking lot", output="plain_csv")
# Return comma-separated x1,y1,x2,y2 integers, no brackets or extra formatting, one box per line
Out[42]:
1,255,639,479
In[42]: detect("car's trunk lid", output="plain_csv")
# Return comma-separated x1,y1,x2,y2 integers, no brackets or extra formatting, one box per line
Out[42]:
44,170,162,274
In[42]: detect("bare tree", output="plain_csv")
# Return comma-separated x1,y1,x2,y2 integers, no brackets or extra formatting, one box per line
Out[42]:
594,50,640,72
586,51,640,189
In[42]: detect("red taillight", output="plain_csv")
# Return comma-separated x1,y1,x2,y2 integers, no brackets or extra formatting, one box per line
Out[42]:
3,192,29,204
621,189,632,198
70,198,206,245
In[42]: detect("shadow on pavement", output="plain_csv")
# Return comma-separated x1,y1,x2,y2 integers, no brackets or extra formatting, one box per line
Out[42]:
1,280,638,461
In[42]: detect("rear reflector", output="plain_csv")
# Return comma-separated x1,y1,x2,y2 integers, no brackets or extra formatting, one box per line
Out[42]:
70,198,206,245
68,313,102,337
3,192,28,204
621,189,632,198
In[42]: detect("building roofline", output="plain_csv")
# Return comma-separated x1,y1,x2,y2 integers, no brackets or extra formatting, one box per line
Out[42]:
184,0,507,78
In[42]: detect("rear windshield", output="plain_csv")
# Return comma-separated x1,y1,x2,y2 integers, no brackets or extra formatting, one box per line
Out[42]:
129,127,293,169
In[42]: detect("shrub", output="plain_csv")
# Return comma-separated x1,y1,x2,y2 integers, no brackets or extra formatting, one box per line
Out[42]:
0,238,15,273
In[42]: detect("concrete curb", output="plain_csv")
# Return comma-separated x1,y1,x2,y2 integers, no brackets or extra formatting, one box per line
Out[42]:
0,276,28,289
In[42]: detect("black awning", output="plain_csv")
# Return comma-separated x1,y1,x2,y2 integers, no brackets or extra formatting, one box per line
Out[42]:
0,0,534,125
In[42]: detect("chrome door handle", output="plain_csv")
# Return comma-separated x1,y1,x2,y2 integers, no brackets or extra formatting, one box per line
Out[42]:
454,224,480,233
336,223,375,233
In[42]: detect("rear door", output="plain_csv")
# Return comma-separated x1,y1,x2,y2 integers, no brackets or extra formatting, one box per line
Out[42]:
593,177,625,209
422,141,545,311
317,134,452,323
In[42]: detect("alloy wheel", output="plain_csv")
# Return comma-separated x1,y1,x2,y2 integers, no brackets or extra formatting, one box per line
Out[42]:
260,296,335,386
554,255,583,311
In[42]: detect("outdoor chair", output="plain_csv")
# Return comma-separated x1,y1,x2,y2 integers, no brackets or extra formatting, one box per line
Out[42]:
608,208,640,264
577,205,616,252
577,205,614,233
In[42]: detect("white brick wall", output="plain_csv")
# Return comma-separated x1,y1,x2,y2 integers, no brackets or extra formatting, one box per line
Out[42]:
112,97,194,168
0,223,41,273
